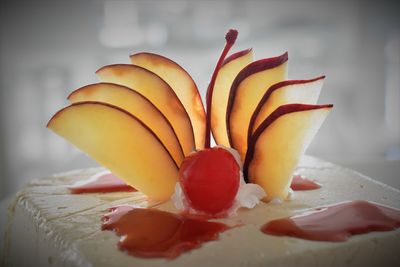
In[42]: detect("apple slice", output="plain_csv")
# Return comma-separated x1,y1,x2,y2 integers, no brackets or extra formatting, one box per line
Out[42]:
248,76,325,143
130,52,206,149
243,104,333,201
47,102,179,201
96,64,195,156
211,49,253,146
227,52,289,160
68,83,184,166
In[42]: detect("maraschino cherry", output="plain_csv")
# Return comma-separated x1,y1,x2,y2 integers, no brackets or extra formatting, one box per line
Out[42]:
180,147,240,215
178,29,241,216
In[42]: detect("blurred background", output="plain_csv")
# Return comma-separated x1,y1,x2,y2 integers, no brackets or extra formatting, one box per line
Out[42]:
0,0,399,200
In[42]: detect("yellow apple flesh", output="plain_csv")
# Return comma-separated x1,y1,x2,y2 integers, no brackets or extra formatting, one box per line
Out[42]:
96,64,195,156
211,49,253,146
249,76,324,140
244,104,333,201
227,53,288,161
130,52,206,149
47,102,179,201
68,83,184,166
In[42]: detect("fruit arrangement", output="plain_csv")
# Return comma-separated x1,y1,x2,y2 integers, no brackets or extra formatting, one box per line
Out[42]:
48,29,332,214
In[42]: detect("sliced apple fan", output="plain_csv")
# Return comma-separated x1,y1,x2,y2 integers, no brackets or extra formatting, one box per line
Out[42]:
48,29,332,203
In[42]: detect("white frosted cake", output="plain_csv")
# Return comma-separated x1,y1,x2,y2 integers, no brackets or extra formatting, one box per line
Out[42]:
3,156,400,267
4,28,400,267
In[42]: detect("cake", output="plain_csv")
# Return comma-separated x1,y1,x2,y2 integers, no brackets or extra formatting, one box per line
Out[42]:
3,28,400,266
3,156,400,267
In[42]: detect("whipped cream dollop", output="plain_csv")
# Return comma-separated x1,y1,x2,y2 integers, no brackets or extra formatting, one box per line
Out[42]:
172,146,266,217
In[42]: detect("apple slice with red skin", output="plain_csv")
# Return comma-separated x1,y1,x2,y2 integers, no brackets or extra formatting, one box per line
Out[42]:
68,82,184,166
211,48,253,147
222,48,253,66
226,52,289,161
243,103,333,201
47,102,179,201
96,64,195,156
130,52,206,150
247,76,325,144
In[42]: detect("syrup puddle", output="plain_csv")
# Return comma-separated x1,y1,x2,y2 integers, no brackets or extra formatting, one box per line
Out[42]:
69,171,136,194
290,174,321,191
101,205,230,259
262,200,400,241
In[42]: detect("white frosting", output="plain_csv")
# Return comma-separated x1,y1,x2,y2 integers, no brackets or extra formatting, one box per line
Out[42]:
3,156,400,267
234,180,266,209
287,188,294,200
270,197,283,205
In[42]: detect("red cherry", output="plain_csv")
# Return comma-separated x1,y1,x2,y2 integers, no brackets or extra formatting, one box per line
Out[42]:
179,147,240,215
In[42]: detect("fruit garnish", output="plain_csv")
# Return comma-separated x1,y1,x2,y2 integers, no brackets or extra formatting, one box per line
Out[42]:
172,30,243,216
48,28,332,209
130,53,206,149
96,64,195,156
247,76,325,144
211,48,253,147
173,146,266,217
205,29,238,148
172,30,266,216
178,147,240,215
227,52,289,161
243,104,333,201
68,82,184,166
47,102,178,201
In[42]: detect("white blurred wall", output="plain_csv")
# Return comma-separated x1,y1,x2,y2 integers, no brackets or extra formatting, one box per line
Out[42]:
0,0,399,199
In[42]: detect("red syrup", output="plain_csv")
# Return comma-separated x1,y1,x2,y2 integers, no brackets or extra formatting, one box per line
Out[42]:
69,172,135,194
101,205,230,259
290,174,321,191
262,200,400,242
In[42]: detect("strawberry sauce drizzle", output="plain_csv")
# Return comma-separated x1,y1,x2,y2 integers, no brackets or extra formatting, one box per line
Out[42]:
101,205,230,259
69,172,135,194
262,200,400,242
290,174,321,191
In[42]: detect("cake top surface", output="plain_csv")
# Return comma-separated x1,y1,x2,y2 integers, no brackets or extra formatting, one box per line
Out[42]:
6,155,400,267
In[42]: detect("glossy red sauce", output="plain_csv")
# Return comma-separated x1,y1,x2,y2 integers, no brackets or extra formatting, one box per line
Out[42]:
262,200,400,242
101,205,230,258
290,174,321,191
69,172,135,194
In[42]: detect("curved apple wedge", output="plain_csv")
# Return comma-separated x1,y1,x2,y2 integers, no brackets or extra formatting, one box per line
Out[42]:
227,52,289,161
243,104,333,202
211,48,253,146
47,102,179,201
248,76,325,143
96,64,195,156
68,83,184,166
130,52,206,149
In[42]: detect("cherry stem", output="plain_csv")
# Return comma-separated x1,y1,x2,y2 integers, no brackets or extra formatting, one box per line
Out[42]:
205,29,238,148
